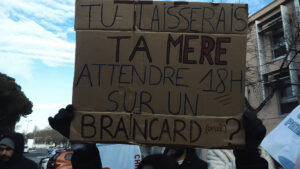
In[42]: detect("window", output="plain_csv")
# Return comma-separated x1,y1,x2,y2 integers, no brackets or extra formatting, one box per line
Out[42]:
257,12,287,59
271,21,287,59
279,83,298,114
275,73,298,114
264,71,298,114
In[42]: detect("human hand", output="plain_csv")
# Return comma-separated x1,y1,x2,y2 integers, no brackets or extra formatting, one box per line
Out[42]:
243,109,266,149
233,109,268,169
48,104,74,138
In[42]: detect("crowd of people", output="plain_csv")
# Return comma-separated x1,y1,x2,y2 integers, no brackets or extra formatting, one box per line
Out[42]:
0,104,273,169
52,105,270,169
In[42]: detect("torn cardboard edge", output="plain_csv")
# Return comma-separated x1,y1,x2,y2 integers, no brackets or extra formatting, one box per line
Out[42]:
70,111,245,148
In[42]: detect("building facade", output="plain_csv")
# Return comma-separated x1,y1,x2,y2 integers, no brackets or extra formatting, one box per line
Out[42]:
246,0,300,132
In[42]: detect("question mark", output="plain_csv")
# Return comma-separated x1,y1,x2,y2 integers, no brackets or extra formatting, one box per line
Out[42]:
226,118,241,146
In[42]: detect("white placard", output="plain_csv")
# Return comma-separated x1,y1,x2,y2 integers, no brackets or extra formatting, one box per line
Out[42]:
97,144,142,169
261,106,300,169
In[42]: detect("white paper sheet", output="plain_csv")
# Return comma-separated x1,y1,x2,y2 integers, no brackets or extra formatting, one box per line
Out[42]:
261,106,300,169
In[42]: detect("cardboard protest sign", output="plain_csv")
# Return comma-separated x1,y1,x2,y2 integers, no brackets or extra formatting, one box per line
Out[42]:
70,0,248,148
261,106,300,169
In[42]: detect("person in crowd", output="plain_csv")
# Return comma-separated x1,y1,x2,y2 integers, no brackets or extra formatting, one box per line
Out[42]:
0,132,38,169
206,147,275,169
49,105,102,169
48,105,269,169
137,154,180,169
49,105,141,169
164,147,208,169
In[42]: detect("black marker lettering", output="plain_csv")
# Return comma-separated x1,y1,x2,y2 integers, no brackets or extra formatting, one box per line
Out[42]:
215,37,230,65
167,6,180,29
107,36,131,62
149,118,159,140
114,117,129,139
76,64,93,87
101,5,118,27
216,7,226,32
174,119,187,142
129,36,152,63
100,115,113,139
124,92,137,113
167,34,183,64
183,35,198,64
81,114,96,138
140,91,154,114
133,118,148,140
200,36,215,65
202,7,215,32
190,120,201,143
159,119,172,141
151,5,160,30
107,90,119,111
168,91,181,115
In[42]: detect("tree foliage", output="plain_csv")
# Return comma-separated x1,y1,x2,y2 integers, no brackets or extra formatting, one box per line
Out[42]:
0,72,33,133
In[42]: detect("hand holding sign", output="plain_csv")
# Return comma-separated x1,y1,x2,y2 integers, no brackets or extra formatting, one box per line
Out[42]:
243,109,266,149
233,109,268,169
48,105,103,169
48,104,74,138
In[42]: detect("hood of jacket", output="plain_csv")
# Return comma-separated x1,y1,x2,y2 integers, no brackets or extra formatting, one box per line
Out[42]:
181,148,208,169
0,132,24,164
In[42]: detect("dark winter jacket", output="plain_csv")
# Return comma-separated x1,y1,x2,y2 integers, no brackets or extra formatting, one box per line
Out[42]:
0,132,38,169
71,143,102,169
234,149,268,169
180,148,208,169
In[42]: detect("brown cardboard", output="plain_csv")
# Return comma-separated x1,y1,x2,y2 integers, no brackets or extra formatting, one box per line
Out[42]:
71,0,248,148
72,30,246,116
136,1,248,34
71,111,131,143
75,0,134,30
70,112,245,148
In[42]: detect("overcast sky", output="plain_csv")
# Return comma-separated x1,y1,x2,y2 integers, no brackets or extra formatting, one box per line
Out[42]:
0,0,274,133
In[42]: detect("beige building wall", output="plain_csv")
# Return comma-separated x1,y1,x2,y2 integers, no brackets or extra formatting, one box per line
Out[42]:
246,0,300,133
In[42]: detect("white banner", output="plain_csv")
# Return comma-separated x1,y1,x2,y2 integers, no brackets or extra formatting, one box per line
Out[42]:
261,106,300,169
97,144,142,169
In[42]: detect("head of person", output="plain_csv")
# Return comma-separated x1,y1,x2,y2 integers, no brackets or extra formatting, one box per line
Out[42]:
0,133,24,164
137,154,180,169
163,147,186,160
0,137,15,162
